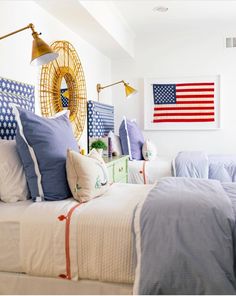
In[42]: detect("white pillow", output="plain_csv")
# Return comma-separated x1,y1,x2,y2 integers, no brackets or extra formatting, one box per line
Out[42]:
142,139,157,161
66,148,110,202
0,140,29,202
108,131,122,156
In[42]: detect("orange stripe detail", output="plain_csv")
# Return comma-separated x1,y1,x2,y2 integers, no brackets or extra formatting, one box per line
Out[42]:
58,202,86,280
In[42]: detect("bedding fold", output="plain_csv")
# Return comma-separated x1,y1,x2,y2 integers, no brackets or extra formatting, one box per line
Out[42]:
133,177,236,294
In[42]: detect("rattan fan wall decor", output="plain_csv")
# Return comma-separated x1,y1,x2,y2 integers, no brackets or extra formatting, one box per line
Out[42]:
40,40,87,141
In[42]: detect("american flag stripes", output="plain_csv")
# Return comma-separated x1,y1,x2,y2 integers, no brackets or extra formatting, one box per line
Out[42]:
152,82,215,123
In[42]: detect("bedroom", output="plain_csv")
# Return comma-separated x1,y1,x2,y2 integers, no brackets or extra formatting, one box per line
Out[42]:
1,0,236,294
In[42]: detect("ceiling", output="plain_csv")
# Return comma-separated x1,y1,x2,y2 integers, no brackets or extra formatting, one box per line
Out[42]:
113,0,236,33
35,0,236,59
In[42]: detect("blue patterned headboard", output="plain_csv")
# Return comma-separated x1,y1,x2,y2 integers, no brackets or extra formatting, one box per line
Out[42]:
87,100,114,137
0,77,35,139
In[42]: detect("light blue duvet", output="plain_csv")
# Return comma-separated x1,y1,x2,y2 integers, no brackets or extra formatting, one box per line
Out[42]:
133,177,236,294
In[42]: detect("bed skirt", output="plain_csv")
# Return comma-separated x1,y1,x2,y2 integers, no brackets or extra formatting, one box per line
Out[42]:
0,272,133,295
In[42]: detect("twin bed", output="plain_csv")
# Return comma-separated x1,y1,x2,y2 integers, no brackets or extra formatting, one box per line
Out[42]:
129,152,236,184
1,77,236,294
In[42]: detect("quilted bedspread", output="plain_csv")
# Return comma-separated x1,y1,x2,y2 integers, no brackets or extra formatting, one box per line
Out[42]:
20,183,152,283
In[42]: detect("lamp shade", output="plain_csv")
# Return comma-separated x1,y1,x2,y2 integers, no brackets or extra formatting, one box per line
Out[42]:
124,83,137,98
96,80,137,101
31,34,59,66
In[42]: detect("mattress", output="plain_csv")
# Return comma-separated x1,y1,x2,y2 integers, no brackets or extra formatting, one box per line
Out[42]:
128,156,172,184
0,200,32,272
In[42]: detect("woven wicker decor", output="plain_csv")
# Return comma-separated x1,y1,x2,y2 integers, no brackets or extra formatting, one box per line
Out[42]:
40,40,87,141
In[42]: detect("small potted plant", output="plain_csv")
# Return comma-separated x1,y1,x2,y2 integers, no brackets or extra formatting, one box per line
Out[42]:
90,139,107,156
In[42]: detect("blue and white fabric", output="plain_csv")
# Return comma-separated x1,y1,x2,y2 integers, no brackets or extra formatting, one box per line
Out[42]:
13,106,79,202
173,151,236,182
0,77,34,140
0,77,34,98
60,88,69,108
87,100,114,137
133,177,236,294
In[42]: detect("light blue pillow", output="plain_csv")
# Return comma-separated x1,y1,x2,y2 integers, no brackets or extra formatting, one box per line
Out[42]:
13,106,79,201
119,117,144,160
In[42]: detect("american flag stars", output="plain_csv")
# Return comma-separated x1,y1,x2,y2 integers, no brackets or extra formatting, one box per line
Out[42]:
153,84,176,104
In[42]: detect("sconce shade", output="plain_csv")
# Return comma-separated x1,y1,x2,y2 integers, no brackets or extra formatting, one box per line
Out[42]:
124,83,137,98
31,34,59,66
0,24,58,66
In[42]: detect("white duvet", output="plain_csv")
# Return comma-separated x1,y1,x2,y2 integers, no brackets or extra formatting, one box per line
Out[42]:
20,183,152,284
0,200,31,272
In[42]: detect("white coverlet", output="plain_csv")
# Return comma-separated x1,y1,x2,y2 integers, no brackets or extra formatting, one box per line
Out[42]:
20,183,152,284
0,200,31,272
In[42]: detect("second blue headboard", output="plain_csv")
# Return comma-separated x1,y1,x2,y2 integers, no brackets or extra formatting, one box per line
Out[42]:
87,100,114,137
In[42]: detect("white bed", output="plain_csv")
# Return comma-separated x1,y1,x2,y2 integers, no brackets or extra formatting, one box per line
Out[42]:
128,156,172,184
0,183,152,295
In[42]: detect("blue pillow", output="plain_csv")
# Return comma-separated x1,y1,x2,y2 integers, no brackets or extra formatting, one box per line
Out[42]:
119,117,144,160
13,106,79,201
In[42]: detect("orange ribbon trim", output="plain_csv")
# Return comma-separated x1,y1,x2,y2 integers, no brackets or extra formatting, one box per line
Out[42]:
57,202,86,280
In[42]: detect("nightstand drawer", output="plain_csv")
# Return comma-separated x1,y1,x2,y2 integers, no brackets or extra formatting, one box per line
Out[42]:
104,155,129,184
114,159,127,182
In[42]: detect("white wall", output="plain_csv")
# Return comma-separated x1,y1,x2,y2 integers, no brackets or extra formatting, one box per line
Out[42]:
112,26,236,157
0,0,112,149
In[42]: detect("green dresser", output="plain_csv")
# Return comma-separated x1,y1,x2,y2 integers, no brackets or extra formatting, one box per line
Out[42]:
103,155,129,183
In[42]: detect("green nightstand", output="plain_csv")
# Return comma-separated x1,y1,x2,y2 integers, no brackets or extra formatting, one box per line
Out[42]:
103,155,129,183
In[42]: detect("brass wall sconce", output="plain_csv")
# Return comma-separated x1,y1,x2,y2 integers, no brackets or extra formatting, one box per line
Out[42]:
0,23,58,66
96,80,137,101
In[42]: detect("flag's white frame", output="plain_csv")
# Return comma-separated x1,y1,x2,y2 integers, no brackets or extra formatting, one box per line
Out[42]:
144,75,220,130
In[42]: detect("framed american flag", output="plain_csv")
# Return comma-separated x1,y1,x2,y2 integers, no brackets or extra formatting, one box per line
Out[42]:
144,75,220,130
